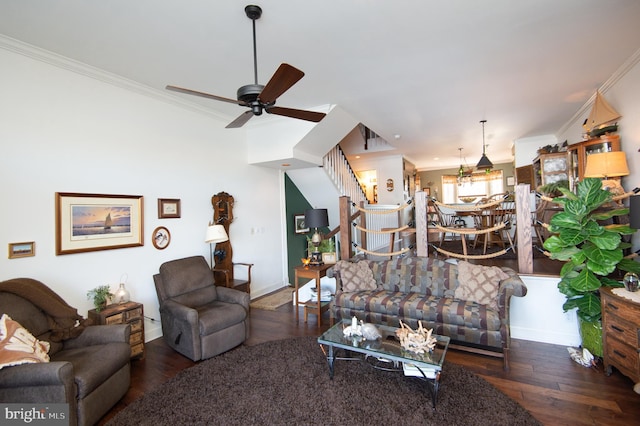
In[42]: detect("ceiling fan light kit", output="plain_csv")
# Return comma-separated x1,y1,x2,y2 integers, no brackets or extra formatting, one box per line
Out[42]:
476,119,494,171
165,5,326,128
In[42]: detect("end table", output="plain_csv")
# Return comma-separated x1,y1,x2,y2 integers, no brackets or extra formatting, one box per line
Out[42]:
88,301,145,359
294,264,333,327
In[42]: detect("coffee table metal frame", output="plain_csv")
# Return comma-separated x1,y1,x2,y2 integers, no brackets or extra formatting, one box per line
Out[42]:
318,320,450,408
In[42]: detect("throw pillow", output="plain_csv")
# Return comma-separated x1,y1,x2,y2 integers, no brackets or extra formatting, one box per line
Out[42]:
454,261,509,311
337,260,377,292
0,314,50,370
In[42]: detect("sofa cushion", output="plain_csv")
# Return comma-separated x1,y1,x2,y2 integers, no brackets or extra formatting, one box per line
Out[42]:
333,290,501,331
367,256,457,297
336,260,377,292
53,342,131,399
197,301,247,335
0,314,50,370
158,256,217,302
454,261,509,311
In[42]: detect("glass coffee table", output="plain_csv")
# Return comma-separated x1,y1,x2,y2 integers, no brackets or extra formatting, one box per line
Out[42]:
318,320,450,408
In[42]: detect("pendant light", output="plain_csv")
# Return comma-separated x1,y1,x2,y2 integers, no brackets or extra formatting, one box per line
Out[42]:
457,148,473,185
476,120,493,170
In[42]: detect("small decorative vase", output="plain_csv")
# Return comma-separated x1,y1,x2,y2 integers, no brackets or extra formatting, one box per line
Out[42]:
113,283,130,304
623,272,639,292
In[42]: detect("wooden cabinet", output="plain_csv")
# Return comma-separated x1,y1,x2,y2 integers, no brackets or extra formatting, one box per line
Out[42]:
532,152,568,189
601,287,639,389
515,165,534,187
88,301,144,359
567,135,620,191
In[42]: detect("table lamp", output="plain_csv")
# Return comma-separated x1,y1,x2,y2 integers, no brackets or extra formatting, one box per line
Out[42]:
584,151,629,196
205,224,229,267
305,208,329,265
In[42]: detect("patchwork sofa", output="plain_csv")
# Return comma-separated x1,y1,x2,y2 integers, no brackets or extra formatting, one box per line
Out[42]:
330,256,528,370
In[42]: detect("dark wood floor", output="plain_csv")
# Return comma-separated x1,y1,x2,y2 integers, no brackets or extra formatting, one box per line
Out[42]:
100,297,640,426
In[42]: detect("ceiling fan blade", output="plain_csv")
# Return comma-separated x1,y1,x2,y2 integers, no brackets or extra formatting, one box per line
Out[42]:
166,85,244,105
258,63,305,104
266,106,326,123
225,111,253,128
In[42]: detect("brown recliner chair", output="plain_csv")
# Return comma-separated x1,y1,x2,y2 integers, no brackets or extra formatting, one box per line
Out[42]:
153,255,250,361
0,278,131,426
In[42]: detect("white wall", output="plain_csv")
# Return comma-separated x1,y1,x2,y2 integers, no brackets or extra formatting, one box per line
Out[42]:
349,154,405,205
0,44,287,341
513,134,558,168
511,275,580,346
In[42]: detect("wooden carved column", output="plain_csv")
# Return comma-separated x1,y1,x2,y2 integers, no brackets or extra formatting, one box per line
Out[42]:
212,192,234,285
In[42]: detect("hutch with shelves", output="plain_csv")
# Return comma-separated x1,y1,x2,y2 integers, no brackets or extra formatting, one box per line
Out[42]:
567,135,620,190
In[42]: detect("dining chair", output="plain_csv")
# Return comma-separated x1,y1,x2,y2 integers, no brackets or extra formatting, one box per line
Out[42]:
472,197,516,254
432,202,465,244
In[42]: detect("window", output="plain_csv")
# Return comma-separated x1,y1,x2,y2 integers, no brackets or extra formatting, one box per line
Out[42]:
441,170,504,203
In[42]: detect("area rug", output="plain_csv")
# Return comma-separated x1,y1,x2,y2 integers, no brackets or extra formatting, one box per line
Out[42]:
107,337,540,426
249,287,293,310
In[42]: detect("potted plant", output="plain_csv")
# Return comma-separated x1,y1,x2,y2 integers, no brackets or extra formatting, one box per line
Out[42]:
87,285,113,312
542,178,639,356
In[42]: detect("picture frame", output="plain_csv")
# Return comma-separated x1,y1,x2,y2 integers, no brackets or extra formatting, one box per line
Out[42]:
294,213,309,234
158,198,181,218
152,226,171,250
55,192,144,255
8,241,35,259
321,252,337,264
506,176,515,186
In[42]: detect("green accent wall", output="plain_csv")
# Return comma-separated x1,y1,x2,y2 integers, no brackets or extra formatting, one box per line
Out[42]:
284,174,312,285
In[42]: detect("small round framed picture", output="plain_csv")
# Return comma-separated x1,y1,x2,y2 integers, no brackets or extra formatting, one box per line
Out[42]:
152,226,171,250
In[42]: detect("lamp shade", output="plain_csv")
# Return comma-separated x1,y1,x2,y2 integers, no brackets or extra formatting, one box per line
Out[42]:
205,224,229,243
305,208,328,229
475,120,493,170
584,151,630,178
476,153,493,170
630,195,640,230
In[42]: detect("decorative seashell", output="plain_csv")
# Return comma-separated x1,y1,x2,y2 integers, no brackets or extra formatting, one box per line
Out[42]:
567,347,595,368
360,323,382,340
342,325,362,337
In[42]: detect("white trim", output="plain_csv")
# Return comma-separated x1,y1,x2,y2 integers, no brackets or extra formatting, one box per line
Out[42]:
557,47,640,137
0,34,232,122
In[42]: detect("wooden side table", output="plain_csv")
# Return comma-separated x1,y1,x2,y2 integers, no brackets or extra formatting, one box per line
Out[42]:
88,301,145,359
601,287,640,391
294,264,333,327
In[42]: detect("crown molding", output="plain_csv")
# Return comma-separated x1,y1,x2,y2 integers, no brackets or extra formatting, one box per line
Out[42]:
0,34,231,122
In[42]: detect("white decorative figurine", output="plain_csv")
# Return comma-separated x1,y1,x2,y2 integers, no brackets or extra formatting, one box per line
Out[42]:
343,316,362,337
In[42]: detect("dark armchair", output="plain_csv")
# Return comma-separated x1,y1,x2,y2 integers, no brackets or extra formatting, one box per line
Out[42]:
153,255,250,361
0,278,131,426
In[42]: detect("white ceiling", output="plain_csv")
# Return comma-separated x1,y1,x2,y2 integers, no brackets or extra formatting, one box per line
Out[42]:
2,1,640,170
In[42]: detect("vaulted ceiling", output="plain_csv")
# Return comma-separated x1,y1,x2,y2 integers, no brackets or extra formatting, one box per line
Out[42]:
2,1,639,170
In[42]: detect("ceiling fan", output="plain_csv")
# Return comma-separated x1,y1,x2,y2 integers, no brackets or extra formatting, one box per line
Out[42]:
166,5,326,129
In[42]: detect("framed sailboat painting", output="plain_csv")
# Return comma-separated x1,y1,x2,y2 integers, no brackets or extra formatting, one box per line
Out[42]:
55,192,144,255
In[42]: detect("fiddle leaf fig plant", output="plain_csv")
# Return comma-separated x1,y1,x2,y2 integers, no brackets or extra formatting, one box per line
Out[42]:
543,178,639,323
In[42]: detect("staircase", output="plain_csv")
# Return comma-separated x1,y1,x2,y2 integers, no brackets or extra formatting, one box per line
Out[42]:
323,144,367,205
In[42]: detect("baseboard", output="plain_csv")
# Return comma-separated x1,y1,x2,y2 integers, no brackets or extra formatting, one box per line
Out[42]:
511,325,581,347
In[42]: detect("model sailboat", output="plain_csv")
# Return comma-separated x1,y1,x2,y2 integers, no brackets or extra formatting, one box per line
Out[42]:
104,213,113,230
584,91,621,137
